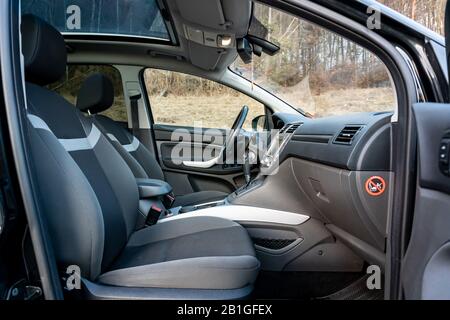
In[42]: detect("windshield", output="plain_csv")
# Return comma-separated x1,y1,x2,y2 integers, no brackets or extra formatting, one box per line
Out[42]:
230,2,396,118
377,0,445,35
21,0,170,41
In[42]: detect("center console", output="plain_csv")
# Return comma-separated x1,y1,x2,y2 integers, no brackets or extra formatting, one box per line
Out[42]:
228,122,302,202
136,178,175,226
136,178,228,227
259,122,302,173
164,199,226,218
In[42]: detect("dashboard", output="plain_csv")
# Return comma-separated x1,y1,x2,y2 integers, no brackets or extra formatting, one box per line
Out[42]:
228,111,395,272
243,111,394,257
273,111,393,172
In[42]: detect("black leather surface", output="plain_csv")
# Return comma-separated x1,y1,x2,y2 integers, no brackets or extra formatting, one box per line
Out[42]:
21,15,67,85
173,191,227,207
77,73,114,114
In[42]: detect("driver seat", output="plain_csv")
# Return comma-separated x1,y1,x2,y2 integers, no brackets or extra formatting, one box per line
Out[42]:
76,73,228,207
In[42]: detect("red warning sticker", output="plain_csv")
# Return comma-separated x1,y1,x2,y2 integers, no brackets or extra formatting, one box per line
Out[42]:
365,176,386,197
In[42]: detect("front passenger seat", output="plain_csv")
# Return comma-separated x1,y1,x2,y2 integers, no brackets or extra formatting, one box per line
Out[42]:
76,73,228,208
22,14,259,299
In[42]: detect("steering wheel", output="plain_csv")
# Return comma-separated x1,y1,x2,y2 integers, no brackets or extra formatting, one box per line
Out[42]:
223,105,249,155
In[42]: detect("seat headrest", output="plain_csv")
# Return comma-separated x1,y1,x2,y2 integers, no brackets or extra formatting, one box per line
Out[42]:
76,73,114,114
21,15,67,86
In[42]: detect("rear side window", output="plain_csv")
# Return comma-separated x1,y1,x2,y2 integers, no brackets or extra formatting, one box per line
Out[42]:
48,65,128,122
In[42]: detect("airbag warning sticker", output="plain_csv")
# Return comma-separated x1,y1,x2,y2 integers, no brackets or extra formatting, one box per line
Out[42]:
365,176,386,196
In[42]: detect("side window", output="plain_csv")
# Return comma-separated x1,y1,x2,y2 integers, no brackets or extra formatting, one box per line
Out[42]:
231,3,397,118
48,65,128,122
143,69,265,130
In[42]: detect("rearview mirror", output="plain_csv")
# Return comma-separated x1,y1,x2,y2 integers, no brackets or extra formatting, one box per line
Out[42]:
237,35,280,64
247,35,280,56
237,38,253,64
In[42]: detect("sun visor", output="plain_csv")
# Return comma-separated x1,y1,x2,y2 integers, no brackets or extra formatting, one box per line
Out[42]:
176,0,251,38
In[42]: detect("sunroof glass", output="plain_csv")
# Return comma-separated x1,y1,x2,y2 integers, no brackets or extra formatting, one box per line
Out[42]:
21,0,170,41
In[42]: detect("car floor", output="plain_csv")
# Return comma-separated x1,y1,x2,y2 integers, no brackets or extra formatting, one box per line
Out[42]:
252,271,370,300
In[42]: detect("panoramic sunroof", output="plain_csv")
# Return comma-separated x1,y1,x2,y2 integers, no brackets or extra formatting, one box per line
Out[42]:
21,0,171,42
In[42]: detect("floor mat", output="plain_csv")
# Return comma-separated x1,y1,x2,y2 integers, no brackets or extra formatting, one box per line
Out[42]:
253,271,363,300
317,275,384,300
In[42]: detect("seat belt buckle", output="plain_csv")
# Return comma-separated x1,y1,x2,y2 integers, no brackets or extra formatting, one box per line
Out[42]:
145,205,163,226
164,193,175,208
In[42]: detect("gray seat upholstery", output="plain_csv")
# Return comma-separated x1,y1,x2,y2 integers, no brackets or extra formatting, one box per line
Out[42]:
98,216,259,289
76,73,228,207
22,14,259,295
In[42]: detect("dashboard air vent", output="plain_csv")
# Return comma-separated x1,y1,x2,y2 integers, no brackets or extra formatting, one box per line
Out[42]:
281,123,301,134
334,126,362,145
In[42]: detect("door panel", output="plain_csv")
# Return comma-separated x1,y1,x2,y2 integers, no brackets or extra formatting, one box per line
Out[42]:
153,124,246,195
402,102,450,299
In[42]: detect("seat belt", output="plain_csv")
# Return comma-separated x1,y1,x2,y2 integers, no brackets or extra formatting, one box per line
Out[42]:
129,93,142,138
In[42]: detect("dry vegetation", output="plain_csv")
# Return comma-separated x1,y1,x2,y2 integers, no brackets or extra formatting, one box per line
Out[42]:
144,69,267,129
378,0,446,35
311,87,395,117
144,67,396,128
53,66,396,127
149,87,395,129
150,94,265,129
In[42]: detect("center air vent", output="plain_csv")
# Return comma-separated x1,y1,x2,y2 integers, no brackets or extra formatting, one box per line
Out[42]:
280,123,301,134
333,125,363,145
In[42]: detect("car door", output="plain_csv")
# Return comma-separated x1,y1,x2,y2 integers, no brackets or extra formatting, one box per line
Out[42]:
142,68,268,196
401,2,450,300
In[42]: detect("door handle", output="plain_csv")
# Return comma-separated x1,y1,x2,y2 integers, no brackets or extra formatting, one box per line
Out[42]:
182,155,221,169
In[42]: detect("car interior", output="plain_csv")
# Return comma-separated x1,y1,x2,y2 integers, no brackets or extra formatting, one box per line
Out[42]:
14,0,402,300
